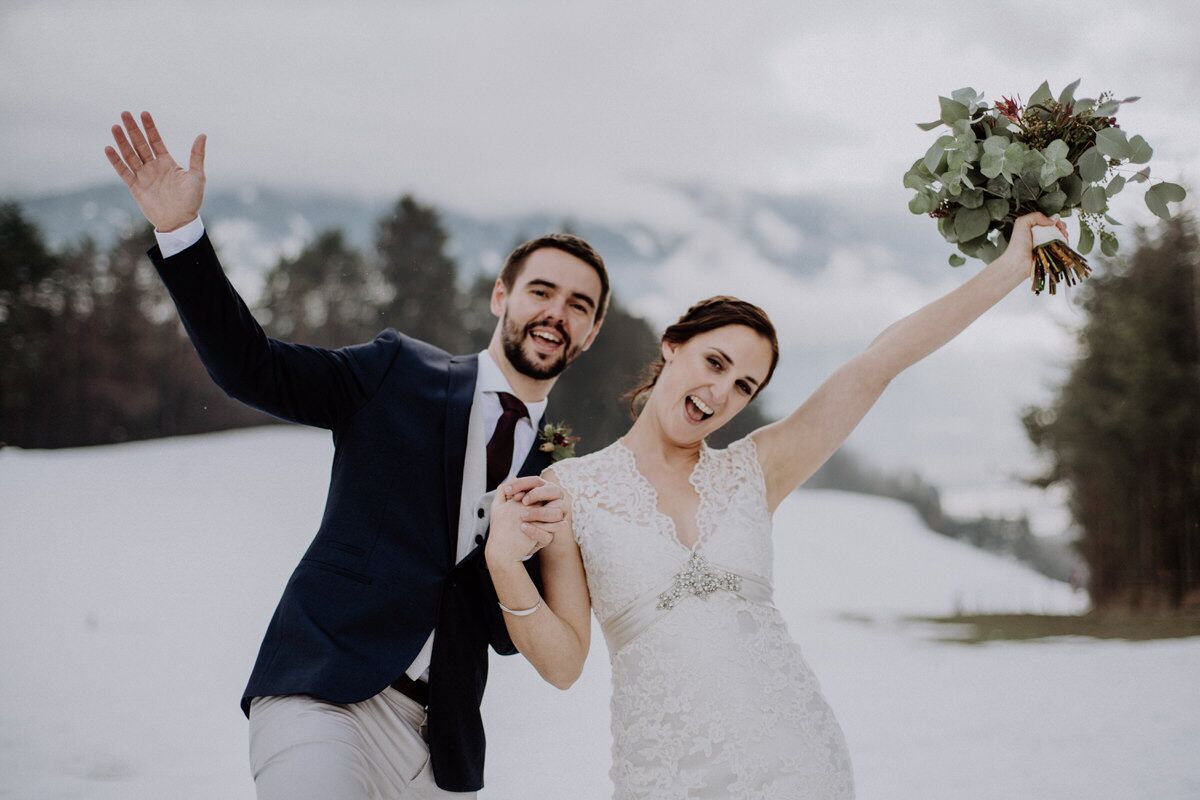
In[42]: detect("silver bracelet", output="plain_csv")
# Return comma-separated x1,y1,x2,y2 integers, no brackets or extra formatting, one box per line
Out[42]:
498,598,543,616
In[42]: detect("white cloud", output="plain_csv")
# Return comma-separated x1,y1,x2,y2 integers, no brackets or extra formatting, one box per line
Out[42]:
2,0,1195,223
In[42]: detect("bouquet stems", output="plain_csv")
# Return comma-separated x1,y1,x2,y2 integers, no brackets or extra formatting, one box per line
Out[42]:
1029,227,1091,296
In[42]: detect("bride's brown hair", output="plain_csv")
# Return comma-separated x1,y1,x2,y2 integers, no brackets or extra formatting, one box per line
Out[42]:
624,296,779,417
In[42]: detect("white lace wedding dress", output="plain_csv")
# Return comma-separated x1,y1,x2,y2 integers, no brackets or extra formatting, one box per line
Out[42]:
549,437,854,799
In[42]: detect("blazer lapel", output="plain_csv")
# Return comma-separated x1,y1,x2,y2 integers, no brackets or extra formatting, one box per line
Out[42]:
516,403,556,478
444,354,479,560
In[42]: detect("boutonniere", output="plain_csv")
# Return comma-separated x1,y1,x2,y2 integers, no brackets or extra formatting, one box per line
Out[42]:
538,421,580,461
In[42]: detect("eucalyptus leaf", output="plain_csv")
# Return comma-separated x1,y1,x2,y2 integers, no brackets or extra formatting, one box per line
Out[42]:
960,171,976,190
957,234,988,258
978,239,1003,264
1103,213,1122,226
1043,139,1069,161
1028,80,1052,106
1039,162,1062,189
1144,182,1187,221
950,87,985,114
1015,173,1040,201
1077,224,1095,255
1061,175,1084,205
923,140,948,173
1105,175,1126,198
1038,190,1067,215
1100,232,1119,256
939,96,970,125
1156,182,1187,202
938,214,958,243
1077,147,1108,183
908,192,932,214
958,188,985,209
1128,166,1151,183
952,118,974,138
954,206,991,242
916,119,944,131
985,198,1010,220
986,175,1012,198
1058,78,1081,106
983,135,1009,153
1075,97,1096,113
1039,141,1073,188
1145,184,1171,220
981,136,1019,179
1128,135,1153,164
1022,150,1047,171
948,253,966,267
1095,127,1132,160
1095,100,1119,117
903,170,930,190
1081,185,1108,213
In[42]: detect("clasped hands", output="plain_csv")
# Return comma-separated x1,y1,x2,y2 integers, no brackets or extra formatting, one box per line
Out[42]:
485,477,566,565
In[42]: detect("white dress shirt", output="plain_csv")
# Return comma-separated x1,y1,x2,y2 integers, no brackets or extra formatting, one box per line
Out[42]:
154,221,548,683
406,348,545,680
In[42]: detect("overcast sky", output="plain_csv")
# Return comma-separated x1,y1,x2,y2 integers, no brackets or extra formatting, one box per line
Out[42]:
2,1,1197,518
2,0,1196,222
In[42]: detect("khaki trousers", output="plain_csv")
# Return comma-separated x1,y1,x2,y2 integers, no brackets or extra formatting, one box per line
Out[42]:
248,689,476,799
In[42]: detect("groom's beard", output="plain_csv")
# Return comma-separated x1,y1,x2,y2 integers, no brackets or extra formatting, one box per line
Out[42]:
501,312,579,380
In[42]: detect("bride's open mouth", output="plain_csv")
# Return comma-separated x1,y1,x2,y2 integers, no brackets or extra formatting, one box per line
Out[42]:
684,395,714,424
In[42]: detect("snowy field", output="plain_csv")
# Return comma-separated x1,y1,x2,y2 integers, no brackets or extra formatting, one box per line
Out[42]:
1,427,1197,799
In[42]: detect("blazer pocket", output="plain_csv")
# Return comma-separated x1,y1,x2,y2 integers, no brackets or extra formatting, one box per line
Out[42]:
299,557,374,585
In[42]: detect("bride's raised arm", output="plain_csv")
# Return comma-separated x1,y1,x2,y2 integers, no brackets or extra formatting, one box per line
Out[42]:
751,211,1067,511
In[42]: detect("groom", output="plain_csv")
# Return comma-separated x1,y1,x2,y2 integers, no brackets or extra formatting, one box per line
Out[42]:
104,111,609,797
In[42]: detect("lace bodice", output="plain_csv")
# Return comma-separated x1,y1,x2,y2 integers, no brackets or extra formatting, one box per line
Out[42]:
550,436,774,625
549,436,855,799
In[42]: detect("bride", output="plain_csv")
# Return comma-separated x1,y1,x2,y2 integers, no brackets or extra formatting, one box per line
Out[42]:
484,212,1067,799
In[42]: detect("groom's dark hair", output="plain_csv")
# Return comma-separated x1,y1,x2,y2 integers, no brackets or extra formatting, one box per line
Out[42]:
500,234,610,322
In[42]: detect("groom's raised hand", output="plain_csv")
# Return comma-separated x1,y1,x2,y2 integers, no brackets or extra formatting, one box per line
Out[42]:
104,111,206,232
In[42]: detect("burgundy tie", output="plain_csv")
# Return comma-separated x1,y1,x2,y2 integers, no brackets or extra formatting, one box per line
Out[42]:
486,392,529,492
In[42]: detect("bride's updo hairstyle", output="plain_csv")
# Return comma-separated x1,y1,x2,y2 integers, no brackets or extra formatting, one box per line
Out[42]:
625,296,779,417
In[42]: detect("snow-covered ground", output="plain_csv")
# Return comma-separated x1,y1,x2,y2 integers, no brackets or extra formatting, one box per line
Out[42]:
1,427,1196,799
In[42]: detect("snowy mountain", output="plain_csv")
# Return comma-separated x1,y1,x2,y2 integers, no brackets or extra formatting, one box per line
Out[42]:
14,181,938,300
10,182,1084,531
3,427,1194,800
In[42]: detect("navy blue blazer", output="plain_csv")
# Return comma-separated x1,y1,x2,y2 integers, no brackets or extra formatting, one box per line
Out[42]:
149,233,551,792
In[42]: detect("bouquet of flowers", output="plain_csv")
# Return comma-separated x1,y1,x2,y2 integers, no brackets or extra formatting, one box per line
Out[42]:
904,79,1187,295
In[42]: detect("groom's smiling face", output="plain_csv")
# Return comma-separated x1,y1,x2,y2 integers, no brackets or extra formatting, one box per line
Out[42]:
491,247,604,380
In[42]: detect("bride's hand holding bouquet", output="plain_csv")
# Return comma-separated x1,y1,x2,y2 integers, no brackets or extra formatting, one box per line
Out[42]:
906,80,1187,295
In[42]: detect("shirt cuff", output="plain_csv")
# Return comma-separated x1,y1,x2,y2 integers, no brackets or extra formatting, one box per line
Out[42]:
154,215,205,258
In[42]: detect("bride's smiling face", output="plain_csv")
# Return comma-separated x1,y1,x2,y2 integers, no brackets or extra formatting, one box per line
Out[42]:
649,325,774,444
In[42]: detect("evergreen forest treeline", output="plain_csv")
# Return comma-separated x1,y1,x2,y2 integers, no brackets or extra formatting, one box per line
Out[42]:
0,195,768,453
1023,214,1200,611
9,195,1192,609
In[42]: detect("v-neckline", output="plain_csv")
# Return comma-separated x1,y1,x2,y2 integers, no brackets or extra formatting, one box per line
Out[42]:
615,438,710,553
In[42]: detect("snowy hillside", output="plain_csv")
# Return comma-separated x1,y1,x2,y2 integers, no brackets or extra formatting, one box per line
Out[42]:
2,427,1195,799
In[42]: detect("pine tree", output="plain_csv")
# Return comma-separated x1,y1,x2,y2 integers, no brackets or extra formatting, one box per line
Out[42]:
374,195,465,352
258,229,381,348
0,202,63,447
1024,214,1200,611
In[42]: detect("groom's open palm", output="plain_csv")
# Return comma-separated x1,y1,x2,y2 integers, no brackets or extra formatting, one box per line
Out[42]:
104,111,206,232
